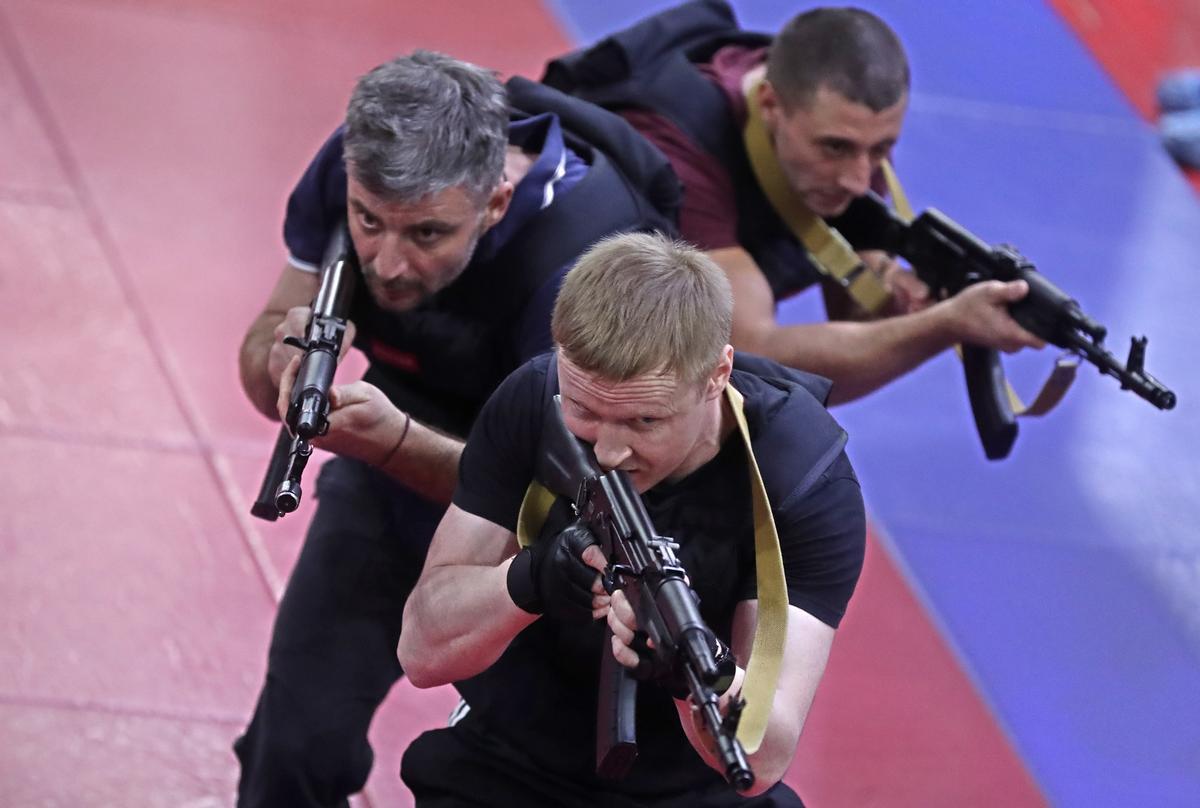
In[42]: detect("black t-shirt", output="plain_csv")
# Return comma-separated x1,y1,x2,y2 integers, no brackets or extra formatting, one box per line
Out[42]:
450,351,865,796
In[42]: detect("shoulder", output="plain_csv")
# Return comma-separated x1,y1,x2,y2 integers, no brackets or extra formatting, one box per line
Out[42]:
455,352,559,529
732,352,835,411
730,353,848,506
293,127,348,205
468,351,560,454
490,351,557,408
283,127,349,267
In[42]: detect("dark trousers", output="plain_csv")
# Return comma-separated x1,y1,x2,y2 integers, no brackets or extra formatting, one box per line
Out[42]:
401,711,806,808
234,457,445,808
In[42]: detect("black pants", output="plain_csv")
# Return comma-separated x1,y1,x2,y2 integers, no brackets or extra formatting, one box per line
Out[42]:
234,457,445,808
401,710,806,808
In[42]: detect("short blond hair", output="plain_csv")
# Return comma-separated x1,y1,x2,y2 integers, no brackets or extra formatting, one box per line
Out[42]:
551,232,732,384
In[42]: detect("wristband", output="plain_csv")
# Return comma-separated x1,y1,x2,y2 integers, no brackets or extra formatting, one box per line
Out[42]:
506,547,543,614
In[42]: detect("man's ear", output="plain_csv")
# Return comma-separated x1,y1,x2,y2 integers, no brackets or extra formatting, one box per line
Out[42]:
757,79,782,129
705,344,735,400
483,180,514,230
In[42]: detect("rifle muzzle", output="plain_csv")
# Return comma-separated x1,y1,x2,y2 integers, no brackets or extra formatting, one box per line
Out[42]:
275,480,301,514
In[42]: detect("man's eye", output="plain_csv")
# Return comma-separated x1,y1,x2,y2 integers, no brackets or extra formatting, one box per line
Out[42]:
414,227,444,245
358,211,380,232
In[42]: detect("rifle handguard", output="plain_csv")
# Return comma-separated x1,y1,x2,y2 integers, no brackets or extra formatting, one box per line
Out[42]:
629,632,737,700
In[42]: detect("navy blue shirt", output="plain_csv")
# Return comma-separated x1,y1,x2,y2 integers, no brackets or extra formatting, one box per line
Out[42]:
281,115,588,436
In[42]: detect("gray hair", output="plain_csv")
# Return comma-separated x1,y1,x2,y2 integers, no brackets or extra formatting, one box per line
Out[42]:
552,232,733,385
343,50,509,202
767,7,910,112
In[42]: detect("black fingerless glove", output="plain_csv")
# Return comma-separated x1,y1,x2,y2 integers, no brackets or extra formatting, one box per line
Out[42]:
506,520,600,623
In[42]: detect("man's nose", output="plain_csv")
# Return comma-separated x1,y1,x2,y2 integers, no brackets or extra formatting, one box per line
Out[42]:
592,425,632,472
838,153,873,196
370,234,410,281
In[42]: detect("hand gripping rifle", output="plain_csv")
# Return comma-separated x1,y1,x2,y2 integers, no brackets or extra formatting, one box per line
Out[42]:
251,226,357,520
836,194,1177,459
535,395,754,791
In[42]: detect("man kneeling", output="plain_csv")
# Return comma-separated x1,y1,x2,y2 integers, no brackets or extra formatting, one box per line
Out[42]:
398,232,866,806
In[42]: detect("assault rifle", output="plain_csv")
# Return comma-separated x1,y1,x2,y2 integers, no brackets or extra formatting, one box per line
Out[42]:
251,226,357,520
834,193,1177,459
535,395,754,791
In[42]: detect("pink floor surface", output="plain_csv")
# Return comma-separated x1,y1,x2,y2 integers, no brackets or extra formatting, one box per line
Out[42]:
0,1,1045,805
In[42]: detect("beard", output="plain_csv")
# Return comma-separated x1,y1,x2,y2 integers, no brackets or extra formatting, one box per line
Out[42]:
361,222,486,313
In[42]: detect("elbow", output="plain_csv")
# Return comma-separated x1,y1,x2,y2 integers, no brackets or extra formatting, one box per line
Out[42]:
403,665,443,690
741,722,802,796
740,761,789,798
825,380,867,407
398,624,476,689
397,634,441,689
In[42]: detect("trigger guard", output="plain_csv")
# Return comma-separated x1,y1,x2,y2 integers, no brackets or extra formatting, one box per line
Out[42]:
602,567,618,595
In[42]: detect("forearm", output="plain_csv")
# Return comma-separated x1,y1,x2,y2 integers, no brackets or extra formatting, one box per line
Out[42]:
738,303,958,404
377,419,463,505
398,558,535,687
313,385,465,504
673,665,745,776
238,314,283,420
677,668,822,795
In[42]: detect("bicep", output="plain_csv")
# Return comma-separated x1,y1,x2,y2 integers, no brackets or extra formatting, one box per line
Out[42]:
773,604,835,724
731,600,835,742
261,264,321,318
423,503,519,572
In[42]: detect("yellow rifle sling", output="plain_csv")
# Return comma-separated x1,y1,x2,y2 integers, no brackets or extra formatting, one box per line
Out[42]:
516,481,556,549
721,382,786,753
742,79,890,314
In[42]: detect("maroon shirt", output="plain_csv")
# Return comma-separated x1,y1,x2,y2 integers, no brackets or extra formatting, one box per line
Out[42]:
621,44,889,253
619,45,765,250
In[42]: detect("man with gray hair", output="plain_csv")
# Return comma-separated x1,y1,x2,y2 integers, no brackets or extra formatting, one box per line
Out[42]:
234,50,674,807
395,231,866,805
546,1,1045,404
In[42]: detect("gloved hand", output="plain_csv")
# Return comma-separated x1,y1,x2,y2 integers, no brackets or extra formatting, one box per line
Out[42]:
608,587,738,700
506,520,601,622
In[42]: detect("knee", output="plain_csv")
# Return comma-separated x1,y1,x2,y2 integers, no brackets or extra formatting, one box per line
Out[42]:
305,727,374,799
236,705,374,805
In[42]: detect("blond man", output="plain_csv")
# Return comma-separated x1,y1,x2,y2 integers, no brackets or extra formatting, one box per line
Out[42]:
396,232,865,806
